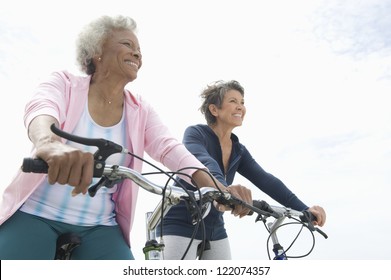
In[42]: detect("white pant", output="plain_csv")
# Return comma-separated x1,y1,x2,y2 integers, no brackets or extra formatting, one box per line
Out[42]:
162,235,232,260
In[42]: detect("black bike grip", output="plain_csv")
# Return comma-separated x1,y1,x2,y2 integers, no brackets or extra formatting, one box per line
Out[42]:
22,157,105,178
301,210,317,223
22,158,48,174
301,210,329,238
247,199,274,216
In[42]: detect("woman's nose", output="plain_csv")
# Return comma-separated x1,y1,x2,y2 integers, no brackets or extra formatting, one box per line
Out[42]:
131,50,142,68
132,50,141,60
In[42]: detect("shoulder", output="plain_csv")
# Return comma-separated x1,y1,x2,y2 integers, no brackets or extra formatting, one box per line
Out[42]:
123,88,152,109
44,70,91,89
52,70,86,80
184,124,210,136
186,124,210,132
122,90,163,125
184,124,218,145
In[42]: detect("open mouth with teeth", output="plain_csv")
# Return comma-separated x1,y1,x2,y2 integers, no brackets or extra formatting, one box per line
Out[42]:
125,60,139,69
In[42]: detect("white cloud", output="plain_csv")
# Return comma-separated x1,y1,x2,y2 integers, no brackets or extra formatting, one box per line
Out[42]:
312,0,391,56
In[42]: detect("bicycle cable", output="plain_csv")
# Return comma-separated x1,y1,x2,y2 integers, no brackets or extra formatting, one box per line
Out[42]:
265,218,316,260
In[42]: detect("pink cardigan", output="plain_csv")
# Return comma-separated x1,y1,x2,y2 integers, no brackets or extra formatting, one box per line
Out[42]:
0,71,205,246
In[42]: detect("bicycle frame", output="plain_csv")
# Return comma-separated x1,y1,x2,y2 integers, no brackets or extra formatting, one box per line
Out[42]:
143,212,164,260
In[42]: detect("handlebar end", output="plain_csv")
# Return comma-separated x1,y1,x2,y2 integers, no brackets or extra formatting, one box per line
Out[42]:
21,158,48,174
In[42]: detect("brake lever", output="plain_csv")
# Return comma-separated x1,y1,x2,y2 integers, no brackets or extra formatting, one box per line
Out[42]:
182,192,213,225
88,176,123,197
50,124,128,177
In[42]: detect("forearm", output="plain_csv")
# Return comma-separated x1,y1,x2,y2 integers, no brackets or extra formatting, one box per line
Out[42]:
28,115,60,148
191,169,227,190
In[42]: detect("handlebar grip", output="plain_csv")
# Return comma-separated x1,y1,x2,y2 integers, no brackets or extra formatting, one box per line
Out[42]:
301,210,317,223
248,200,280,218
21,157,105,178
302,210,328,239
22,158,48,174
252,200,274,213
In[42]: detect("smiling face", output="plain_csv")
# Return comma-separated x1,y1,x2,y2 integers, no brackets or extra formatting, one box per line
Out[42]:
209,89,246,129
99,29,142,82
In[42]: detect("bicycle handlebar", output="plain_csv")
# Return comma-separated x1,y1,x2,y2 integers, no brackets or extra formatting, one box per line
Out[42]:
21,124,328,248
21,157,327,239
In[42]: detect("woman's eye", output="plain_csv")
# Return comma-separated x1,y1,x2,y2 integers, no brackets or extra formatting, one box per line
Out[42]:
121,41,135,49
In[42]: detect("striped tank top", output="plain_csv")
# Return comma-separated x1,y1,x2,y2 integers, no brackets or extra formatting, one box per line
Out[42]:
20,103,130,226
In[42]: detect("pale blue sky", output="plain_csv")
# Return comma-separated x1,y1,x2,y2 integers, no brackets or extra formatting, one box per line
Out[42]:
0,0,390,260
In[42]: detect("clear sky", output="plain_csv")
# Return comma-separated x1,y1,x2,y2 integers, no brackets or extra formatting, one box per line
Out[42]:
0,0,390,260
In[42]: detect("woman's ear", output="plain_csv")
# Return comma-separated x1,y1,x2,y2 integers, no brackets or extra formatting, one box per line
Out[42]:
209,104,218,116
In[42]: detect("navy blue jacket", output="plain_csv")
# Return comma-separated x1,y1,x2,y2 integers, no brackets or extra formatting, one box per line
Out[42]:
161,124,308,240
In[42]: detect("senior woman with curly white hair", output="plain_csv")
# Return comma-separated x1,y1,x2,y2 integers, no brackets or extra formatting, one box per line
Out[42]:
0,15,253,260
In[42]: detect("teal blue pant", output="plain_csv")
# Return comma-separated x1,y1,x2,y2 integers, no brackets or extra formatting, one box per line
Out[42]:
0,210,134,260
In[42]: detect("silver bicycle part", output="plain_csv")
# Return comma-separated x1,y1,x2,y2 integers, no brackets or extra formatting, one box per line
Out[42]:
267,206,302,245
102,165,224,231
143,212,164,260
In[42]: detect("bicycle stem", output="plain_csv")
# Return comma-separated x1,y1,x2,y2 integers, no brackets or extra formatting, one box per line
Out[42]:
268,217,286,246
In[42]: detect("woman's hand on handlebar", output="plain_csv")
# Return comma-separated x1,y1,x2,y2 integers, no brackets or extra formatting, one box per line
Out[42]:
308,205,326,227
222,184,253,218
35,141,94,196
28,116,94,196
191,170,251,217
